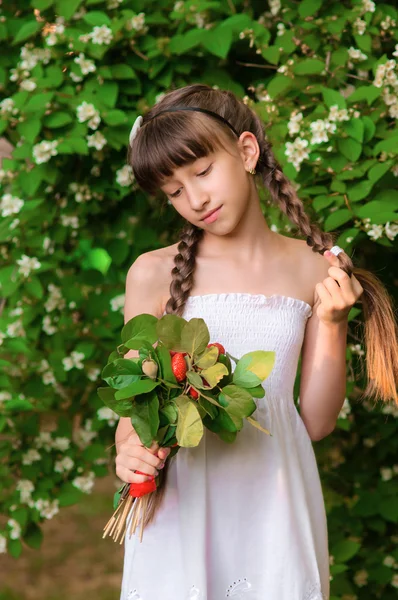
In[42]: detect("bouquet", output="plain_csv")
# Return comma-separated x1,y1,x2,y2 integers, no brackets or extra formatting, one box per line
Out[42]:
97,313,275,544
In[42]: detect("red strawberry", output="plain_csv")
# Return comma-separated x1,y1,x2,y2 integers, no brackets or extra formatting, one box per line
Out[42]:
171,353,187,382
188,386,199,400
207,342,225,356
170,351,187,357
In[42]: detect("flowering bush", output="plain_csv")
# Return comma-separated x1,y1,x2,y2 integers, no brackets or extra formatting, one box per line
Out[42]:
0,1,397,597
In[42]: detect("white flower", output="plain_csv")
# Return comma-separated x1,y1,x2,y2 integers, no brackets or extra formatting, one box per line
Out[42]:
42,315,57,335
52,436,70,451
97,406,119,426
363,438,376,448
20,78,37,91
44,283,66,312
16,479,34,503
389,104,398,119
0,534,6,554
87,131,107,150
276,23,285,37
60,215,79,228
54,456,74,473
269,0,281,16
116,164,134,187
34,498,60,519
70,72,83,83
16,254,41,277
288,112,303,136
380,467,393,481
42,370,56,385
384,556,396,568
0,98,18,116
5,320,26,338
32,140,59,164
338,398,351,419
353,18,366,35
74,53,96,75
354,569,368,587
110,293,125,312
385,222,398,241
62,350,85,371
0,193,24,217
392,574,398,588
34,431,53,451
361,0,375,13
107,0,124,8
310,120,330,145
328,105,350,122
7,519,21,540
22,448,41,465
72,471,96,494
348,47,368,62
87,367,101,381
285,137,310,171
76,101,101,130
127,13,147,33
366,224,384,240
381,16,396,31
87,25,113,45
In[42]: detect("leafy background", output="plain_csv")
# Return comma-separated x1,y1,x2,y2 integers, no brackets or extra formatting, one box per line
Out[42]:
0,0,397,598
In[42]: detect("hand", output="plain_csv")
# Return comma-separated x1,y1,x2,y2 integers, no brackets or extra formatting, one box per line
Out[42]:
315,250,364,325
115,431,171,484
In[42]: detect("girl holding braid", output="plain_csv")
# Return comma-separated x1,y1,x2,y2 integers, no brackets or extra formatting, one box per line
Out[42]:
115,84,398,600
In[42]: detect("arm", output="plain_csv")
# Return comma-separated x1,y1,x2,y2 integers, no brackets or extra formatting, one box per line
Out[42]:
299,303,348,442
115,252,167,451
298,248,358,442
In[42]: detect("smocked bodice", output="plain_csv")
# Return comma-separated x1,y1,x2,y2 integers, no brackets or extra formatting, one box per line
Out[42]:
182,292,312,401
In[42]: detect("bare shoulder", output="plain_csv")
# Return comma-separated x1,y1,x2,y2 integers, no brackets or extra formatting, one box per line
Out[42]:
126,243,178,317
284,236,330,305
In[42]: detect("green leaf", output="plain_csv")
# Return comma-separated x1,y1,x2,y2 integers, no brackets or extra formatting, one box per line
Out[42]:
101,359,141,389
156,314,186,349
180,318,210,356
337,138,362,162
373,136,398,156
114,379,159,401
368,161,393,184
58,482,84,507
298,0,323,17
342,119,364,143
83,11,112,26
16,118,41,144
330,540,361,562
55,0,84,19
102,109,128,126
346,86,381,106
324,209,352,231
200,363,229,388
321,87,346,110
175,395,204,447
96,81,119,108
267,75,294,99
82,248,112,274
379,498,398,523
8,539,22,558
97,386,133,417
293,59,325,75
24,275,44,299
233,351,275,388
155,343,177,384
12,20,41,45
195,346,219,369
347,180,373,202
201,26,233,59
362,116,376,142
261,46,280,65
219,384,257,418
23,522,43,550
122,314,158,348
43,112,73,128
111,64,136,79
131,390,160,446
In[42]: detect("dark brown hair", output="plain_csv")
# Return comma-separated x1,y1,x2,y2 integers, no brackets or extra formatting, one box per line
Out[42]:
127,83,398,526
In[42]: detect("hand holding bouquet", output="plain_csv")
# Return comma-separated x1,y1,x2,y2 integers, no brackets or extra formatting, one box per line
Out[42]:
97,313,275,543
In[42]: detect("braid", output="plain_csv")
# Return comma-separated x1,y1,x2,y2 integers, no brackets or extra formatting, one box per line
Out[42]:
165,222,204,316
251,114,354,277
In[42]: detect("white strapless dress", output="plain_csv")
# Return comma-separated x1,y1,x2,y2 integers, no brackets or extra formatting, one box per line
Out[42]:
120,293,330,600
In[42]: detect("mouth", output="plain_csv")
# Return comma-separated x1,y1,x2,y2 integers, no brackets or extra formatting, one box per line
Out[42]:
201,205,223,224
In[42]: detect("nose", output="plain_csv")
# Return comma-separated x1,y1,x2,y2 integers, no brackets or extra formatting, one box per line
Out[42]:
187,185,210,213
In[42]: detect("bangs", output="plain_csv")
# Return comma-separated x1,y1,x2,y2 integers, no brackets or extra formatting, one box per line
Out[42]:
128,111,237,197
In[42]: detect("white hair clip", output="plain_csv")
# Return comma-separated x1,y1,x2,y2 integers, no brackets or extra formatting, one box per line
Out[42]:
129,115,143,146
330,245,343,256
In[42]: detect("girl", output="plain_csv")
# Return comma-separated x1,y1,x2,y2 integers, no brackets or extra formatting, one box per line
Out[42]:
115,84,398,600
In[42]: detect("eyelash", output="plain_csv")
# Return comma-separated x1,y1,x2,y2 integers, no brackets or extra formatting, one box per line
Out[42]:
169,165,212,199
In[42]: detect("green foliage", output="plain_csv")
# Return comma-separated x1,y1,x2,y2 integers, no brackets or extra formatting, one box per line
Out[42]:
0,1,397,597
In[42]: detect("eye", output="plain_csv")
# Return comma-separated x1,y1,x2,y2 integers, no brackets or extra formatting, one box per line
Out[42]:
169,164,213,199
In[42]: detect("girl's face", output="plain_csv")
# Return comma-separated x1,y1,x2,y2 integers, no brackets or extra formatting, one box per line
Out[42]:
160,144,255,236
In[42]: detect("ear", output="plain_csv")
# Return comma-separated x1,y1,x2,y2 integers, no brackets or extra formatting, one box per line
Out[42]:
237,131,260,169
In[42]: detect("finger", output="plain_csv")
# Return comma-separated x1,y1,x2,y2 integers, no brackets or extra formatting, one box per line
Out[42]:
315,282,333,306
119,466,154,484
327,267,357,303
323,277,346,307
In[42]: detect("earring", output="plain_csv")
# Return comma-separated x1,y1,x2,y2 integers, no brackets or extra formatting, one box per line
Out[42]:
247,167,256,175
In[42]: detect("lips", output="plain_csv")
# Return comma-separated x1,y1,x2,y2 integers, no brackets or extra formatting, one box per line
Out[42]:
201,206,222,222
